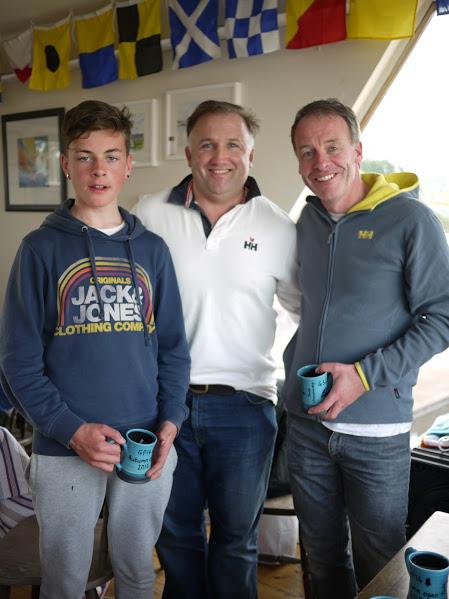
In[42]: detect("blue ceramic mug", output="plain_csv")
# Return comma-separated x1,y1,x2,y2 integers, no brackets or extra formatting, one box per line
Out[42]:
297,364,332,410
405,546,449,599
115,428,157,484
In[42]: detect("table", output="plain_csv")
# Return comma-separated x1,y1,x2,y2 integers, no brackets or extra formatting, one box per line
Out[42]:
357,510,449,598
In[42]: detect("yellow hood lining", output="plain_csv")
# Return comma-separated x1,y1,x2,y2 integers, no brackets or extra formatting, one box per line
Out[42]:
348,172,419,213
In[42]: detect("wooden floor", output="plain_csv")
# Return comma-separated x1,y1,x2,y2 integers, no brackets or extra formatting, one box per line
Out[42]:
10,551,304,598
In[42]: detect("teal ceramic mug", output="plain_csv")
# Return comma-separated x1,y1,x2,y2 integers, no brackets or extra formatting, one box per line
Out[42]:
297,364,332,410
115,428,157,484
405,546,449,599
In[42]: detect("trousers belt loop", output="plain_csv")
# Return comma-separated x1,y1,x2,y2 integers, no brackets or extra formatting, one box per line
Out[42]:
189,384,209,394
189,384,237,396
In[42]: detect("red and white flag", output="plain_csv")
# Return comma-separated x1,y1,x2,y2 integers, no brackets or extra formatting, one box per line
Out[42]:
2,27,33,83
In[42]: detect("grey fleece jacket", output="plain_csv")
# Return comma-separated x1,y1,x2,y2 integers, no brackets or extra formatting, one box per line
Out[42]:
283,172,449,424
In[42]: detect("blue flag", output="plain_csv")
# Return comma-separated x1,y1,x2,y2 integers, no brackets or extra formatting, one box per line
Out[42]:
74,6,118,89
225,0,280,59
168,0,221,69
437,0,449,14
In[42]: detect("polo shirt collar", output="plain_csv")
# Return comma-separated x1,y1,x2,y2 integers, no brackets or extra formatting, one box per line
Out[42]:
167,174,262,207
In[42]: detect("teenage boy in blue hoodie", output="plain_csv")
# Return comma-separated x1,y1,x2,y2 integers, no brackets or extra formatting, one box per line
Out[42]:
0,100,190,599
283,98,449,599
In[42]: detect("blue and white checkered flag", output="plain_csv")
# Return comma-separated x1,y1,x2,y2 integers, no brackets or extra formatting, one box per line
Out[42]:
169,0,221,69
437,0,449,14
225,0,280,59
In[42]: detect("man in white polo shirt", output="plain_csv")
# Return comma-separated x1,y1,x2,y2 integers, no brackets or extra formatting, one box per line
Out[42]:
133,100,300,599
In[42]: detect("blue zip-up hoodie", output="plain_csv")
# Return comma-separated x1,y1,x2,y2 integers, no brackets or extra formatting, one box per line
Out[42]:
283,173,449,424
0,200,191,456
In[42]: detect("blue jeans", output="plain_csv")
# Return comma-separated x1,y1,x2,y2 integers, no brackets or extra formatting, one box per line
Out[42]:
157,389,277,599
287,414,410,599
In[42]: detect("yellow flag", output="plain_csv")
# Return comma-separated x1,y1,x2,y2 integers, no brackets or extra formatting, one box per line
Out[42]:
347,0,418,40
29,17,71,91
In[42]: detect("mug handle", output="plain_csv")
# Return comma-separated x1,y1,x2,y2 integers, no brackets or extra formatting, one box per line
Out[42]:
107,437,127,472
404,546,416,573
116,445,127,472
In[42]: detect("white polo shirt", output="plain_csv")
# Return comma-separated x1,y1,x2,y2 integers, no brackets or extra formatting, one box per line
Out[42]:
134,176,300,402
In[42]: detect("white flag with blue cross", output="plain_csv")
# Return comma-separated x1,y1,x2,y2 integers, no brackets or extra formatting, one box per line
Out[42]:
168,0,221,69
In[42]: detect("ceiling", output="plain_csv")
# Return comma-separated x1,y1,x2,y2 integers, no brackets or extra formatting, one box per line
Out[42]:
0,0,99,38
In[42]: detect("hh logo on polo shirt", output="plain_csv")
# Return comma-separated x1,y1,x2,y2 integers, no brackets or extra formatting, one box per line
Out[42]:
358,230,375,240
243,237,258,251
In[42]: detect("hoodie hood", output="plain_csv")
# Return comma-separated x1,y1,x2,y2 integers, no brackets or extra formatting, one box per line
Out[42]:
306,172,420,217
42,198,147,241
348,172,419,213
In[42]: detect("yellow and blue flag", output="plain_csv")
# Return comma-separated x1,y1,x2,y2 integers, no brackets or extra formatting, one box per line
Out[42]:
347,0,418,39
117,0,162,79
168,0,221,69
74,5,118,88
29,17,71,91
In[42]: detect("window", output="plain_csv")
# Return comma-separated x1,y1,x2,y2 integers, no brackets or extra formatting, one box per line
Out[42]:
362,13,449,234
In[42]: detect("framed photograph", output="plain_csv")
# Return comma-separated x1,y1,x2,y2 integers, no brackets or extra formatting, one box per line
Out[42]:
165,82,242,160
116,99,158,167
2,108,66,211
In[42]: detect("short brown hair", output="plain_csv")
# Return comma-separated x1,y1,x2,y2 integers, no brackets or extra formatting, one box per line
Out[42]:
290,98,361,152
186,100,260,140
61,100,133,154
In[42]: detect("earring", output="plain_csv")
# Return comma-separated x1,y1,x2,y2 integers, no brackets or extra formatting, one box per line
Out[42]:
66,173,70,180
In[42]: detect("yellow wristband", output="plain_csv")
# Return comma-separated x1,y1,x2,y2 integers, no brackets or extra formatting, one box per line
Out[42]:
354,361,370,391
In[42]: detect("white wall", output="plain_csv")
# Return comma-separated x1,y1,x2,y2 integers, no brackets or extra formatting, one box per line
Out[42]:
0,36,401,301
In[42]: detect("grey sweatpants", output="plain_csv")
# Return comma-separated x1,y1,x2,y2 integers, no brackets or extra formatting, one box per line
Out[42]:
28,447,177,599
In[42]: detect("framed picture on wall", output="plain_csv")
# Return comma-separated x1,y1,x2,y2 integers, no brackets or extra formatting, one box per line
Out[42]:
165,82,242,160
1,107,66,211
115,99,158,167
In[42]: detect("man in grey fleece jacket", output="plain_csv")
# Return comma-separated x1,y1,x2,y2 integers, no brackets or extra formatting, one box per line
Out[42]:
283,98,449,599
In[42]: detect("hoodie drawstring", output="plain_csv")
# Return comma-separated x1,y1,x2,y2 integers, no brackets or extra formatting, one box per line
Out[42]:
126,238,151,346
82,226,105,320
81,226,150,346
